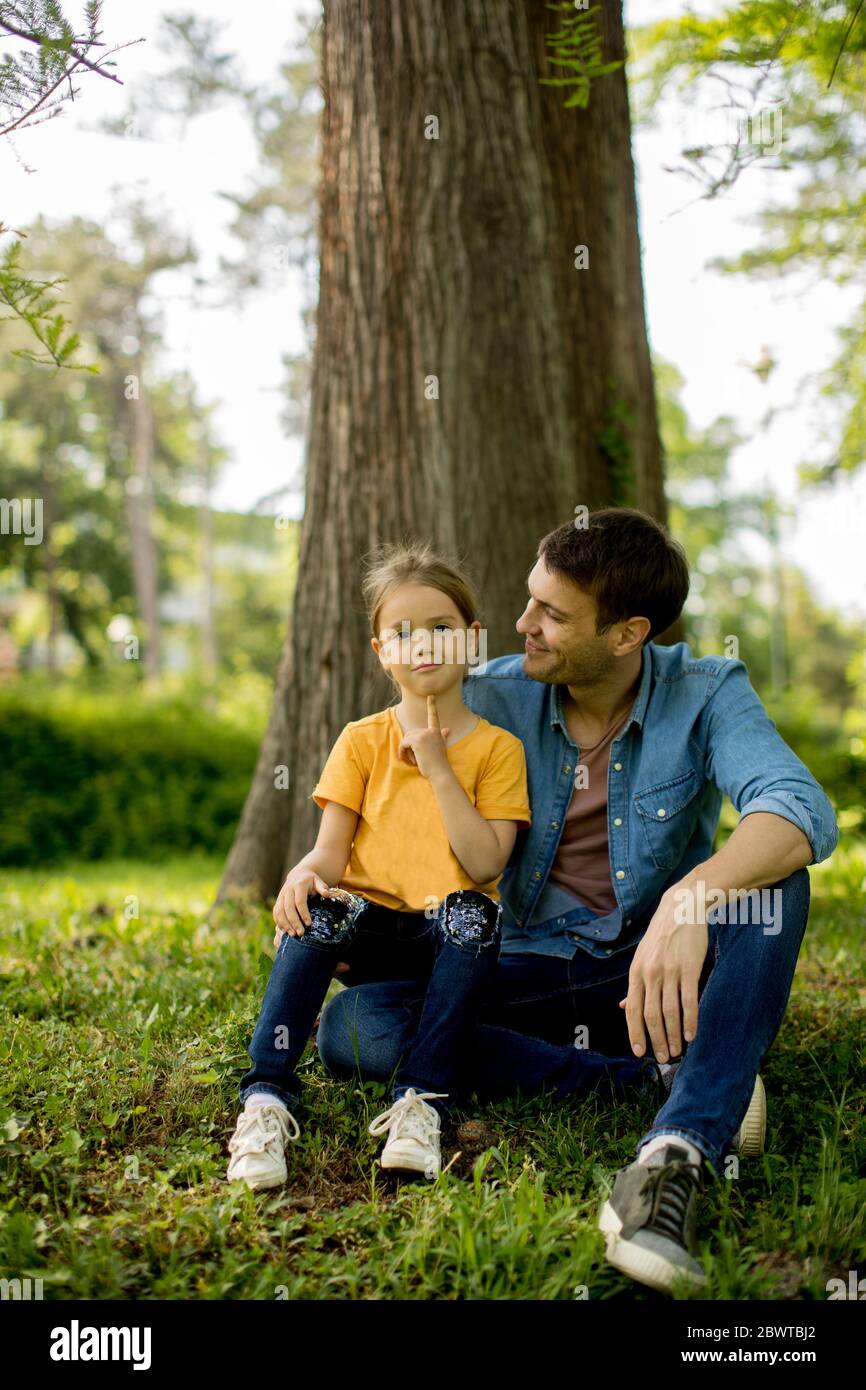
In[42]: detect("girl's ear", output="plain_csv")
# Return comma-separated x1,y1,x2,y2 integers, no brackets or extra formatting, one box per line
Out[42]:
466,620,481,664
372,633,396,674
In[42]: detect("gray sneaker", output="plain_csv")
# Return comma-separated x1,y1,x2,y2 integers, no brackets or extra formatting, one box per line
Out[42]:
599,1142,707,1293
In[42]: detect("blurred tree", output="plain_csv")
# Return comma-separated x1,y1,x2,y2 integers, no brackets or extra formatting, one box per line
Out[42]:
657,356,861,708
0,0,140,366
0,210,225,678
631,0,866,484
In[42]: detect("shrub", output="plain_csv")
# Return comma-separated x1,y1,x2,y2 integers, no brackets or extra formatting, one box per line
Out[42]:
0,689,260,865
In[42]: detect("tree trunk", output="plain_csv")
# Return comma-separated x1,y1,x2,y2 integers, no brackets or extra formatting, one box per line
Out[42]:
219,0,667,902
199,445,218,693
126,360,161,684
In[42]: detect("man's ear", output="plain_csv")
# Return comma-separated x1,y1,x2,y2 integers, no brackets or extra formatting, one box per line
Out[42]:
616,616,651,655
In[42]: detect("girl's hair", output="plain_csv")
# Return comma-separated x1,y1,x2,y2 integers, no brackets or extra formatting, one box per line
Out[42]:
361,539,480,636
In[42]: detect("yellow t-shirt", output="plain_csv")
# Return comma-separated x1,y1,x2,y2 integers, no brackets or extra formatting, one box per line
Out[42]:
311,705,531,912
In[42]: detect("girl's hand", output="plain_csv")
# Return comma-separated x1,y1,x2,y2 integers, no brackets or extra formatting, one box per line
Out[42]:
273,867,330,946
397,696,451,779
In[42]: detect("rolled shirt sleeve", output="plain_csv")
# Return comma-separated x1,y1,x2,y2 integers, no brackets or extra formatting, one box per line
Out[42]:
701,661,839,864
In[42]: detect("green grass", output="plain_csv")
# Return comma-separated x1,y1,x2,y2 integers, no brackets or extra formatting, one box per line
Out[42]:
1,849,864,1301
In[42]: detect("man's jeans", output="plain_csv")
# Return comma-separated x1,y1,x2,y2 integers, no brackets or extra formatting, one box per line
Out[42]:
317,869,811,1172
240,888,507,1119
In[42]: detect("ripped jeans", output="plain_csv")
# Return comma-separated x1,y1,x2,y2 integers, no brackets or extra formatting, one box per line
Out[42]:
239,888,502,1119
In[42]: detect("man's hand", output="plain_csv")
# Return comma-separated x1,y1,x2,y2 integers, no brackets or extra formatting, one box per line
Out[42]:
273,868,331,947
397,695,451,779
619,886,707,1062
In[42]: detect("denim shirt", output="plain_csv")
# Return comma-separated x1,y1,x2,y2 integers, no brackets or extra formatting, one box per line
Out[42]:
462,642,838,961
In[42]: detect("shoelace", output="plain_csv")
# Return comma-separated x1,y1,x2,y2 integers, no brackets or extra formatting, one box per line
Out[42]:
641,1161,702,1246
229,1106,300,1156
368,1089,447,1143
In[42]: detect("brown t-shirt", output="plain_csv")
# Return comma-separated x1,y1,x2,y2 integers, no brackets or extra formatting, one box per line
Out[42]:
547,710,630,915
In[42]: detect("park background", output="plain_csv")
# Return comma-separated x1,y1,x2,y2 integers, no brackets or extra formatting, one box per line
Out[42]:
0,0,863,1300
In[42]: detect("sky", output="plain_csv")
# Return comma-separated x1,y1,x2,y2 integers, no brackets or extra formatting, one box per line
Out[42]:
2,0,864,618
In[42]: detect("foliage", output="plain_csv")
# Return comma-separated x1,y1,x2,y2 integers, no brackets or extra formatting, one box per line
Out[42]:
0,1,139,366
0,690,259,865
631,0,866,484
0,234,90,368
540,2,624,109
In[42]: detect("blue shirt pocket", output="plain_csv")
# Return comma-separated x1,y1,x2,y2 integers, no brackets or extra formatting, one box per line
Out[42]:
634,768,702,871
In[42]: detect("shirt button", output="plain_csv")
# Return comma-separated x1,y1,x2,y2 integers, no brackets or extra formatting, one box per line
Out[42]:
657,808,666,818
551,820,560,828
615,870,625,880
613,762,622,771
563,765,572,775
613,817,622,827
533,870,541,880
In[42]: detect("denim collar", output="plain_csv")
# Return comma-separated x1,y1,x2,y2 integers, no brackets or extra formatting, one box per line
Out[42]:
549,641,652,738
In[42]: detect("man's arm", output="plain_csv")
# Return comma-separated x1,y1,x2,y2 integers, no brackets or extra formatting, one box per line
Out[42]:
622,660,838,1063
702,659,838,864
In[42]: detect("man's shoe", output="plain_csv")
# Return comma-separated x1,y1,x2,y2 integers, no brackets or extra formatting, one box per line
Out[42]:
654,1063,766,1157
368,1088,447,1181
734,1074,766,1156
226,1103,300,1190
599,1142,707,1293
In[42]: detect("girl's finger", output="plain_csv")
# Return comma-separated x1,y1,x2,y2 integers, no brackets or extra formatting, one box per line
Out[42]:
293,884,312,928
313,876,330,896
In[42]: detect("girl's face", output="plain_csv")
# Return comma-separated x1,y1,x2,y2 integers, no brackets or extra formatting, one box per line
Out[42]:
371,582,481,696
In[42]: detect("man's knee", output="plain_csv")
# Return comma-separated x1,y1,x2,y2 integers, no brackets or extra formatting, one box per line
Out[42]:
438,889,502,949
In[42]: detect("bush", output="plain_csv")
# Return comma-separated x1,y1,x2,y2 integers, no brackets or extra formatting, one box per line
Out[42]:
0,689,260,866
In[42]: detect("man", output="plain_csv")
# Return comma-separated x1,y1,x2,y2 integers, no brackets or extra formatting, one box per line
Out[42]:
317,507,838,1293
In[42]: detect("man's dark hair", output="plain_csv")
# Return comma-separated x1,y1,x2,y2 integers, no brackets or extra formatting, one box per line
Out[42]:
537,507,690,645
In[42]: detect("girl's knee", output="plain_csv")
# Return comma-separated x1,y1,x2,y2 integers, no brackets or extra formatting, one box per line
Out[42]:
316,991,357,1074
304,890,364,947
438,889,502,948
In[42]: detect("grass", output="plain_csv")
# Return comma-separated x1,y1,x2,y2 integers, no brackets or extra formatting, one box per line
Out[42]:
1,848,864,1301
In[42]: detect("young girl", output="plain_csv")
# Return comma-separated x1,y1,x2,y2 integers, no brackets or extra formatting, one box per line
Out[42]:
227,542,531,1188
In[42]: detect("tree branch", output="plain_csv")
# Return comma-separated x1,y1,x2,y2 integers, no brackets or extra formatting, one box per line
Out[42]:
0,16,123,84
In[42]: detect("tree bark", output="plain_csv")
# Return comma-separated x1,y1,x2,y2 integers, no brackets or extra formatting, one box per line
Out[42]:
219,0,668,902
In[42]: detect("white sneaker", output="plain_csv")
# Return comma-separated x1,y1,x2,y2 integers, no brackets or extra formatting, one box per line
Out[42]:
368,1089,447,1181
226,1103,300,1190
735,1074,767,1156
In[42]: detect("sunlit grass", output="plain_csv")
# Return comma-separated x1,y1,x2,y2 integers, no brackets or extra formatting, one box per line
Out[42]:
1,850,863,1300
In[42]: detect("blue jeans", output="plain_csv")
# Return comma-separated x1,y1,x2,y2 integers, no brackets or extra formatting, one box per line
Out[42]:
240,888,506,1119
317,869,811,1172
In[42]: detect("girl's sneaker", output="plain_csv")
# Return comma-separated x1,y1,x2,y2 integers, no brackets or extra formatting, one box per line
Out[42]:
226,1103,300,1190
368,1089,448,1181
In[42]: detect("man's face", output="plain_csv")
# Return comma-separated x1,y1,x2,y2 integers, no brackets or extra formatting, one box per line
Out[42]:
515,558,621,687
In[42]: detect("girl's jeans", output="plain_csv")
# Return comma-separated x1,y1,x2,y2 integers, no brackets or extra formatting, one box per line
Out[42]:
240,888,506,1119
